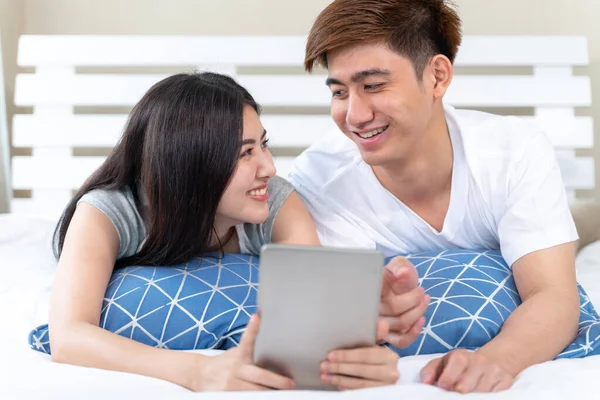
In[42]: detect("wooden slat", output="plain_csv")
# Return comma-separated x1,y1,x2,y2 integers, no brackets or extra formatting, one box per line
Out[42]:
12,156,297,189
11,155,594,191
455,36,588,66
12,156,105,189
556,156,595,189
17,35,588,67
15,73,592,108
520,116,593,149
11,198,67,218
13,114,592,150
12,114,338,148
12,115,125,147
262,116,337,147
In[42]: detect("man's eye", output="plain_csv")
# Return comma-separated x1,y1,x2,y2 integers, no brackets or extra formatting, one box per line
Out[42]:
261,139,270,149
365,83,383,90
332,90,345,98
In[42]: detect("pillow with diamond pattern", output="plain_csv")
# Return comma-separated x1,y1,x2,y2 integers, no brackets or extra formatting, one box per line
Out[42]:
29,249,600,359
387,249,600,359
29,253,258,354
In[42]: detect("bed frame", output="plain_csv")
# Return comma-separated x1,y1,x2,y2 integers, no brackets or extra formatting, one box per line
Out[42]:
7,35,594,217
0,32,11,213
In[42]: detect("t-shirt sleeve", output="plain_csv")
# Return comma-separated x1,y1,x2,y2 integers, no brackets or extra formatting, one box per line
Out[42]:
238,175,294,255
289,172,377,249
497,132,579,266
78,188,145,260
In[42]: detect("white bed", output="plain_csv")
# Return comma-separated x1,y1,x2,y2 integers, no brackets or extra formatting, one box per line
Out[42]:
1,34,599,398
1,213,600,399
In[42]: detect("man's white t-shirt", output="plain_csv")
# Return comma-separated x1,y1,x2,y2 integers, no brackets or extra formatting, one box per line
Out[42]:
288,104,578,267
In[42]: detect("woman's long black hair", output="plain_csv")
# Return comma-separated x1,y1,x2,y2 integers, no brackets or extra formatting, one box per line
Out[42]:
53,72,261,267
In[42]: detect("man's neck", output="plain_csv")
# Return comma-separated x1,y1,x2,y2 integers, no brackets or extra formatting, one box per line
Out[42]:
372,114,454,206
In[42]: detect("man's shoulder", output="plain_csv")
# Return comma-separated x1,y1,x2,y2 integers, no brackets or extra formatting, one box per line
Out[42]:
450,106,542,154
289,130,362,190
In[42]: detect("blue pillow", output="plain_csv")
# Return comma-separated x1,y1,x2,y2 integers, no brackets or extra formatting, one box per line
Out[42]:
29,253,258,354
388,249,600,359
29,249,600,360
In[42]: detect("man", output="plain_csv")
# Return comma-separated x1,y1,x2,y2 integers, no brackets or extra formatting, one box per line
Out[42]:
289,0,580,393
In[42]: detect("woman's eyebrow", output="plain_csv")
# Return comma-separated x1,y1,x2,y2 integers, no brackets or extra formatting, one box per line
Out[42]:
242,129,267,145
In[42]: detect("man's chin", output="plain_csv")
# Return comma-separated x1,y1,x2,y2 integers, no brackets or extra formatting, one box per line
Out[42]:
359,151,390,168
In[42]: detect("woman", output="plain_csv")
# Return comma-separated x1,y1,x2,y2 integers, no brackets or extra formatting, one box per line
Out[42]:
49,72,400,392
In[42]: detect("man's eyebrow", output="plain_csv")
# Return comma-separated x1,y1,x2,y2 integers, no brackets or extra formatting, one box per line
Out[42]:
241,129,267,145
325,68,391,86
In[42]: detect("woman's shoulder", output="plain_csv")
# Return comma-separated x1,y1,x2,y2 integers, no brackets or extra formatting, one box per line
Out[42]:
266,175,294,210
78,186,146,259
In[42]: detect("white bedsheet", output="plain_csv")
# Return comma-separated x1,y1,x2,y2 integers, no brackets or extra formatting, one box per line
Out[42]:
1,214,599,399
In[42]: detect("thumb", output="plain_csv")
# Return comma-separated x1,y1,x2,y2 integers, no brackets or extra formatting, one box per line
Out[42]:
420,356,445,385
239,313,260,361
381,267,395,297
386,257,419,294
376,318,390,343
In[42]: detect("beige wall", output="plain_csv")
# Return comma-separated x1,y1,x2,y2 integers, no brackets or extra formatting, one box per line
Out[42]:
1,0,599,198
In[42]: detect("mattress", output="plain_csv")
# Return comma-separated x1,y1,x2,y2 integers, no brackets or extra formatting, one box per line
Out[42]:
1,214,599,399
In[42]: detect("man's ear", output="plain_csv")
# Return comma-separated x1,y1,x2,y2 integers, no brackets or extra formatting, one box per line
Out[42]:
429,54,453,99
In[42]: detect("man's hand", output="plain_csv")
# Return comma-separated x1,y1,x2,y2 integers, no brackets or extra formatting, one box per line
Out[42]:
420,349,514,393
379,256,430,348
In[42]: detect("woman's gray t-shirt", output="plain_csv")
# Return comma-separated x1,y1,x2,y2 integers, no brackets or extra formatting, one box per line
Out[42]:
77,175,294,259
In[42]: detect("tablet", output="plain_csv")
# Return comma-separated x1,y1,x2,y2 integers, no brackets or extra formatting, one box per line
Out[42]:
253,244,384,391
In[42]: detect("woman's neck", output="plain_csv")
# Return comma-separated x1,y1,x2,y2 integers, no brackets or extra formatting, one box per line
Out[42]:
209,218,239,253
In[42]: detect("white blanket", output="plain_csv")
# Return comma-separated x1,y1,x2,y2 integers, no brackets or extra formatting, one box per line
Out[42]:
1,214,599,399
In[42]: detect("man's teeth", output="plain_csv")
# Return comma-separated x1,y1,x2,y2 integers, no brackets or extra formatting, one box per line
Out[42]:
249,188,267,196
358,126,387,139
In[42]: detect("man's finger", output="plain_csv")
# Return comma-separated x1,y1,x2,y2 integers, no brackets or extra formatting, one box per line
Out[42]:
474,367,507,393
385,316,425,348
437,352,469,390
383,294,430,333
327,346,397,365
420,356,445,385
324,374,382,390
239,313,260,361
384,256,414,277
380,267,396,298
385,257,419,295
454,364,485,394
322,361,399,382
379,286,425,316
376,319,390,342
492,375,514,392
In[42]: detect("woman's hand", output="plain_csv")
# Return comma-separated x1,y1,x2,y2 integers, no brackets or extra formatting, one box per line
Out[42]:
189,314,295,392
320,345,400,390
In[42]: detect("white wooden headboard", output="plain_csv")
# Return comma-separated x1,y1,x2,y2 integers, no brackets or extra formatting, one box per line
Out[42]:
0,32,12,213
10,35,593,217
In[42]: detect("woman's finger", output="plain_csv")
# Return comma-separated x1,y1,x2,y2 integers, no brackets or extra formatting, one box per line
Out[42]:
238,364,295,390
238,314,260,361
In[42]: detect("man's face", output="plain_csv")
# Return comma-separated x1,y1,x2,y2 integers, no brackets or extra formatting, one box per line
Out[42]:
326,42,440,167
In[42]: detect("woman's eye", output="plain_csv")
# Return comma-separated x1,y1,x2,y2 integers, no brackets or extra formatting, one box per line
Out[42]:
240,148,252,158
261,139,270,149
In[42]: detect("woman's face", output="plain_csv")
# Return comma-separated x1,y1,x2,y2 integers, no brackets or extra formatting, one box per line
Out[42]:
214,105,276,233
